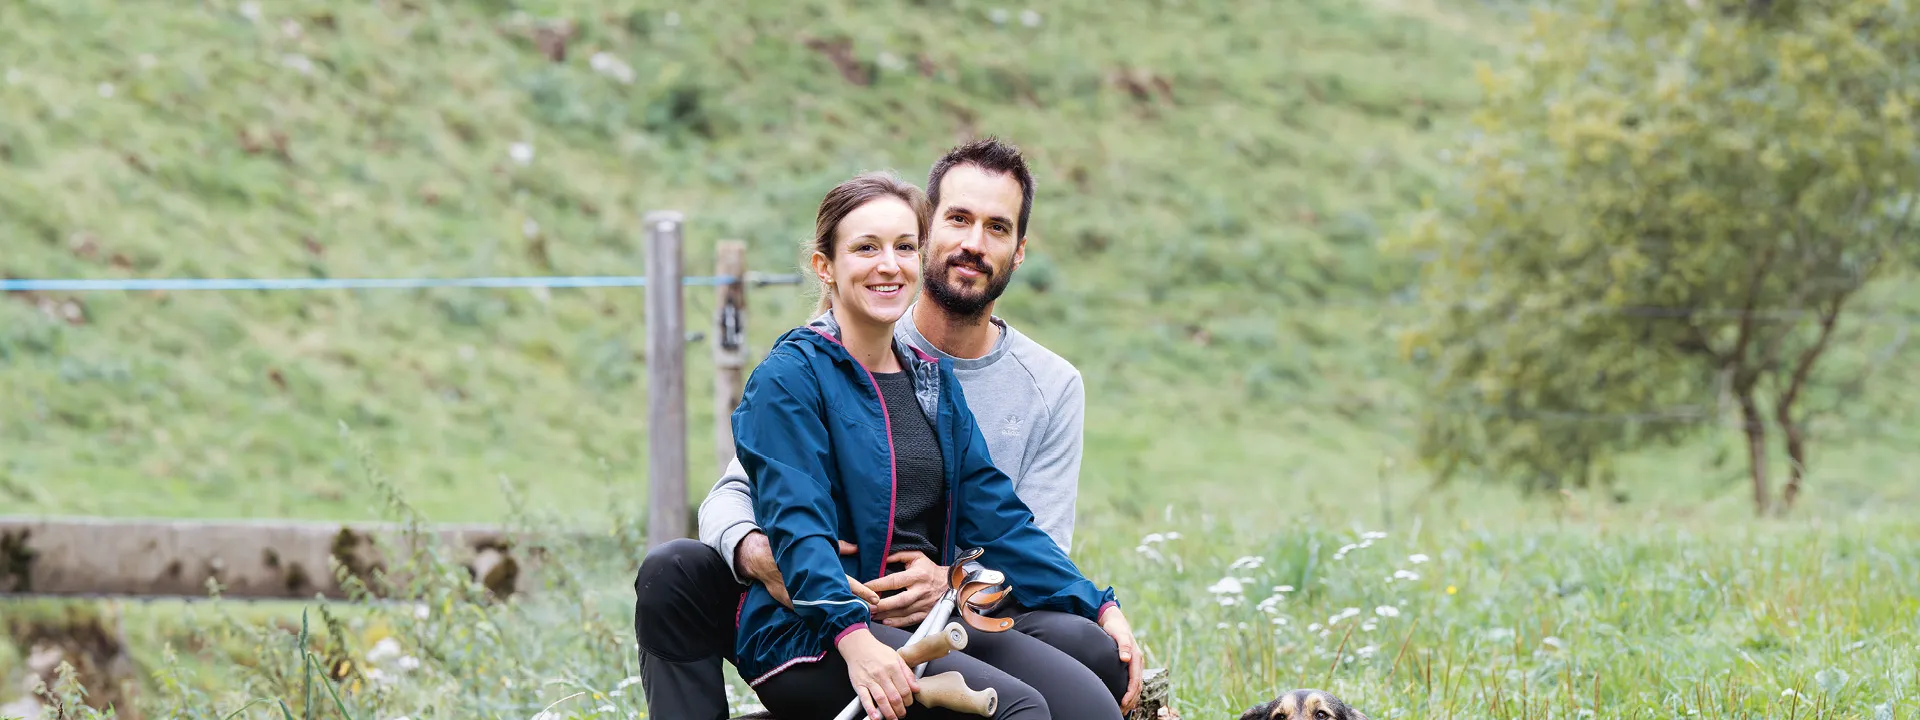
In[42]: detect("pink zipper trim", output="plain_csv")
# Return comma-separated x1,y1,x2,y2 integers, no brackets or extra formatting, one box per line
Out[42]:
808,327,898,578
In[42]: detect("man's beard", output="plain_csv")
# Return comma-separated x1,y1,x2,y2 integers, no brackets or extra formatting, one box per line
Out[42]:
924,249,1015,320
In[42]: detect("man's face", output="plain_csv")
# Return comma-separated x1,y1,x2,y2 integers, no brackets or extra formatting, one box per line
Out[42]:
923,164,1025,319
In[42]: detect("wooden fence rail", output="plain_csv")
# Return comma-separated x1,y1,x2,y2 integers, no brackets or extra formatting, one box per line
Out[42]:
0,516,544,601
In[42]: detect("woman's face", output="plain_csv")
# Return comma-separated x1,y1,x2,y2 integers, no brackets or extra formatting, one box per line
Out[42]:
814,196,922,327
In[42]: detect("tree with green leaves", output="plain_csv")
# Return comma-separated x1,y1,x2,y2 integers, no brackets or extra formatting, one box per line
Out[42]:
1388,0,1919,515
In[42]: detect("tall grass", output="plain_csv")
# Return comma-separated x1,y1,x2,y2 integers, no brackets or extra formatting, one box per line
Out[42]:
9,427,1912,720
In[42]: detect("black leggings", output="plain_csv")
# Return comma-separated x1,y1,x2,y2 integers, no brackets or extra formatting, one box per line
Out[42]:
753,618,1124,720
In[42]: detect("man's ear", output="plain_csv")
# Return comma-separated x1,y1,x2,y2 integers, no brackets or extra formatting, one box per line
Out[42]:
1011,235,1027,271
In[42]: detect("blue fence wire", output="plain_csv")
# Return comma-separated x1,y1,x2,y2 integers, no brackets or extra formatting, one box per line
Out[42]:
0,274,804,292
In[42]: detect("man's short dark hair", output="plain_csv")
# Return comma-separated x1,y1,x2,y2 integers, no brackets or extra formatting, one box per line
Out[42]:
926,136,1035,239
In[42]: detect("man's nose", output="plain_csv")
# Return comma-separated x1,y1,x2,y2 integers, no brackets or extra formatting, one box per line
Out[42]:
958,223,987,253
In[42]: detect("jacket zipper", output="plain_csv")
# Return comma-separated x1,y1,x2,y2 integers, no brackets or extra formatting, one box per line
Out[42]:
942,391,958,567
868,364,898,579
812,327,898,579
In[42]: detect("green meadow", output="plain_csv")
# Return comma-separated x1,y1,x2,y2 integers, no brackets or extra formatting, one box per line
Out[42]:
2,0,1916,717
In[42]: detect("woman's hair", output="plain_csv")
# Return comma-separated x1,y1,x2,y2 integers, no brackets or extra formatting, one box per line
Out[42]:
806,171,933,315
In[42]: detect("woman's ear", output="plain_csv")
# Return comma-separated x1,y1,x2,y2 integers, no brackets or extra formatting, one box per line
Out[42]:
810,250,834,292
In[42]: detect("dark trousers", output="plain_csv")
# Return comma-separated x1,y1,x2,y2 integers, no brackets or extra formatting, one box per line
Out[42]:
633,539,1127,720
753,619,1121,719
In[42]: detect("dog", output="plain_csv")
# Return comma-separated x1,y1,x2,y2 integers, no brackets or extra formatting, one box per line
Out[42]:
1238,689,1370,720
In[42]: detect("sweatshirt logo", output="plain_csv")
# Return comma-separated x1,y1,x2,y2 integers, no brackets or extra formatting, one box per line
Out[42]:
1001,414,1024,437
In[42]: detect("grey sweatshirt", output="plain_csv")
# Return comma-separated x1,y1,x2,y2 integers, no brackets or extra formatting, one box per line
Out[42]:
697,306,1086,583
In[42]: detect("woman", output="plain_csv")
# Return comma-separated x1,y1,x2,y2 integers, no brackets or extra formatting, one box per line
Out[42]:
730,170,1136,720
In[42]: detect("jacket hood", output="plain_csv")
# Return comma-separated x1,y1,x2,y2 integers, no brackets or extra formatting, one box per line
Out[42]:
781,310,943,423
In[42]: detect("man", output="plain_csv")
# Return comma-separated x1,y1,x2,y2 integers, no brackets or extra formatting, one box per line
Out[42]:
633,137,1140,719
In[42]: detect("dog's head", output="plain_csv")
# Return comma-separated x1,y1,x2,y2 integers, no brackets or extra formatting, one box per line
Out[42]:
1239,689,1370,720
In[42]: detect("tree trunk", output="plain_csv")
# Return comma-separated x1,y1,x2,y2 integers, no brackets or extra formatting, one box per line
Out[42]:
1778,414,1807,513
1776,300,1844,514
1736,388,1770,516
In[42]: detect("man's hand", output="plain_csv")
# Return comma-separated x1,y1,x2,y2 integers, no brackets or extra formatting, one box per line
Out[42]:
863,551,948,627
734,530,869,609
1099,606,1144,712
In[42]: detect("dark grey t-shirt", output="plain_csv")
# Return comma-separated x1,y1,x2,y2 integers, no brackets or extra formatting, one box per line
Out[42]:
871,369,946,560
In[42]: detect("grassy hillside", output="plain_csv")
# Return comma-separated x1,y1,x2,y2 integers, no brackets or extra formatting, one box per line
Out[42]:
5,0,1920,717
0,0,1522,525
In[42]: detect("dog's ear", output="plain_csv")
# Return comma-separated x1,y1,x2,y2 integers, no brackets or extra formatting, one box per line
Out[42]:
1343,707,1371,720
1238,699,1277,720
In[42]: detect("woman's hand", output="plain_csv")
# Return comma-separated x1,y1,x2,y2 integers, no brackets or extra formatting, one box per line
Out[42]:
838,627,919,720
1099,606,1144,712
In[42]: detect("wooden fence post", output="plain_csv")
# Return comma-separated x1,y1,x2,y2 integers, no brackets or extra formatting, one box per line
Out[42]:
714,241,748,473
645,210,688,548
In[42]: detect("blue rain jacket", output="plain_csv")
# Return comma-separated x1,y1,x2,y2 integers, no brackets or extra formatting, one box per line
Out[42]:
729,312,1119,685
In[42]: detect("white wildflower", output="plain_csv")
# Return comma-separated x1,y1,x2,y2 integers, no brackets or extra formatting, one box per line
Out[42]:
98,83,115,98
1409,553,1430,564
239,1,262,21
138,54,157,70
1208,576,1244,596
1328,607,1361,625
282,54,314,74
414,603,431,620
5,68,20,85
1270,616,1289,626
282,19,303,38
590,52,635,84
1356,644,1379,659
509,141,534,165
1228,555,1263,571
1393,570,1420,581
367,637,403,663
1272,585,1294,593
397,655,421,671
1362,531,1387,540
522,218,540,238
989,8,1010,24
1257,595,1284,614
1543,636,1565,650
1216,622,1229,629
1375,606,1400,618
664,11,681,26
1020,9,1042,26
